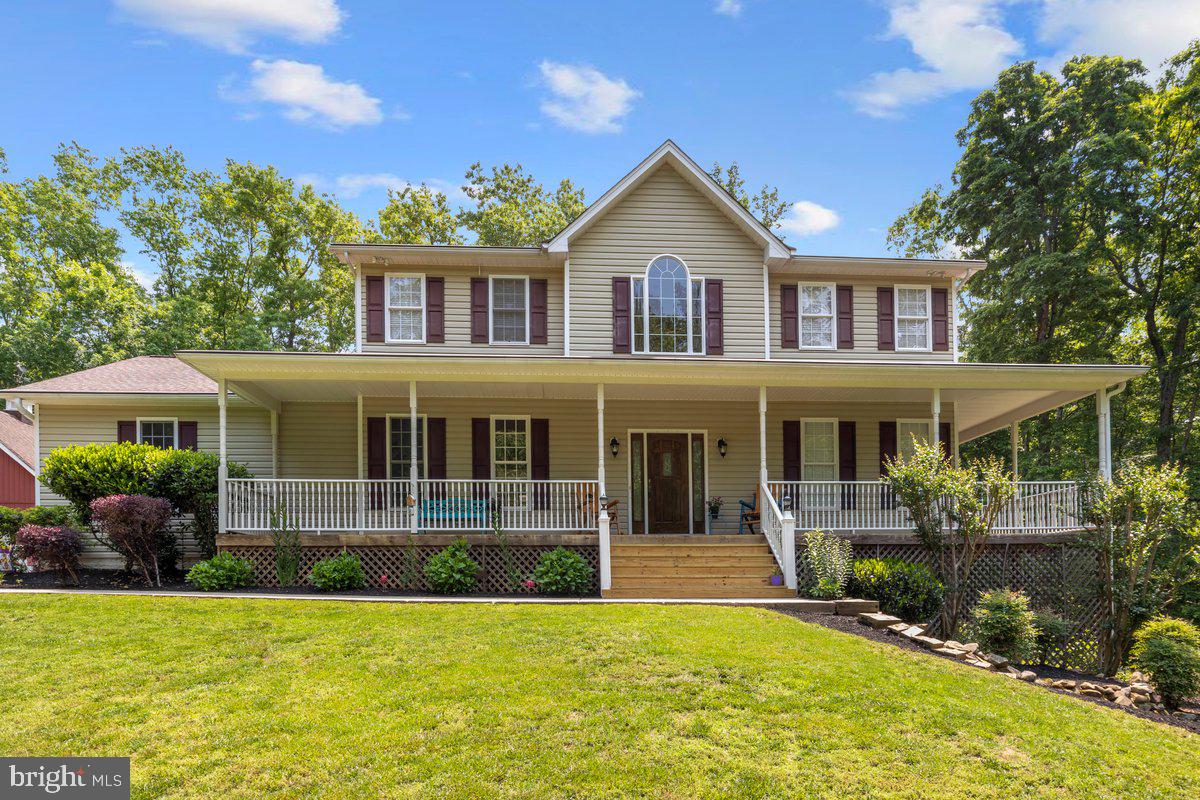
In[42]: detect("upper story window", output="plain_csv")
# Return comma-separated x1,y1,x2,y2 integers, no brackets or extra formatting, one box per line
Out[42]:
800,283,836,349
138,418,177,450
895,286,931,351
632,255,704,355
490,277,529,344
387,274,425,343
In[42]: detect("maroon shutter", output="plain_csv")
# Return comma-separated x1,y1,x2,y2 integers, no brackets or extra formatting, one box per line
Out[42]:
117,421,136,443
705,279,724,355
367,417,387,479
427,418,447,479
877,286,894,351
470,278,489,343
426,277,444,343
939,422,953,462
782,421,801,481
836,285,854,349
780,284,798,349
366,275,385,343
530,278,548,344
531,418,550,509
838,422,856,481
879,421,897,476
178,421,198,451
932,287,949,351
471,418,490,479
612,277,631,353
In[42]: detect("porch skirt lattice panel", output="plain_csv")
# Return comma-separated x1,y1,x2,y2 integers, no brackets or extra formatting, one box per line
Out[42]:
794,536,1103,671
223,542,601,595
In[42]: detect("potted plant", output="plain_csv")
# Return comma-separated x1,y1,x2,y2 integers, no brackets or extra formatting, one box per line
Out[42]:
770,571,784,587
707,496,724,520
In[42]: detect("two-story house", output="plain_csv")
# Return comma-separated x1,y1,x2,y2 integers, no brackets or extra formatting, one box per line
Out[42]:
2,141,1146,597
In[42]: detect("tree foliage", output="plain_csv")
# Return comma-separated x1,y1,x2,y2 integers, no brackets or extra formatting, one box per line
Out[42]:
709,161,791,229
457,162,585,246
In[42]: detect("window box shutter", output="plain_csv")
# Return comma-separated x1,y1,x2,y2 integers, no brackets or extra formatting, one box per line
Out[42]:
612,277,631,353
179,421,198,451
705,279,724,355
782,421,801,481
426,277,445,343
932,287,949,351
531,418,550,509
939,422,953,462
837,285,854,349
780,284,798,349
366,276,385,343
530,278,548,344
427,418,447,479
117,421,136,443
877,286,895,351
470,278,489,343
471,418,490,479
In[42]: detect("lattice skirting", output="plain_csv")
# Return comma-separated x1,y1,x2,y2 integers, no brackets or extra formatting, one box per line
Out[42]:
221,536,600,595
795,534,1103,671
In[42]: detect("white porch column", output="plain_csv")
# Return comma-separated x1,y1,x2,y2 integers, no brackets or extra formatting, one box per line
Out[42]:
598,511,612,592
1097,390,1112,480
353,263,362,353
356,394,364,531
218,377,228,535
31,402,40,506
1010,421,1020,481
758,386,768,486
596,384,606,497
951,401,960,467
931,388,941,452
270,410,279,477
781,505,797,591
410,381,419,534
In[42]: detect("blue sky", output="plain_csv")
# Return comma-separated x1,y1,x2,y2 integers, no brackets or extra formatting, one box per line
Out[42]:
3,0,1199,280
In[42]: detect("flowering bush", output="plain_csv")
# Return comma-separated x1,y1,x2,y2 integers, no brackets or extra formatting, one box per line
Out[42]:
89,494,174,586
14,524,83,585
1,506,79,574
531,548,594,596
423,539,479,594
804,529,853,599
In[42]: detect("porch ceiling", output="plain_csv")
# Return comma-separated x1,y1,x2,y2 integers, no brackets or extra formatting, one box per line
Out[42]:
176,351,1146,443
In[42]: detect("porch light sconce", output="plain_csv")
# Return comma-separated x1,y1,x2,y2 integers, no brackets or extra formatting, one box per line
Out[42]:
609,436,620,458
717,438,728,458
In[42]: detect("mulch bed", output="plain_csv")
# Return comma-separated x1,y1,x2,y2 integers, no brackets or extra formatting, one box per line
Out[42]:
774,608,1200,736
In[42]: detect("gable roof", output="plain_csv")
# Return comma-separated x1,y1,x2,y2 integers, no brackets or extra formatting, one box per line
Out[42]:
0,410,34,473
2,356,217,396
546,140,793,262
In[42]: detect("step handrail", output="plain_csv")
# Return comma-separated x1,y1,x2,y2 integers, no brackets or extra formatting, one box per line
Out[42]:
759,482,798,590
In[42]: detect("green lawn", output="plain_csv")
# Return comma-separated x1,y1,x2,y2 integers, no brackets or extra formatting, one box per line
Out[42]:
1,596,1197,799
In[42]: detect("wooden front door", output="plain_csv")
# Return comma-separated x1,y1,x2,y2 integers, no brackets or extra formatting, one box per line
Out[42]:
647,433,689,534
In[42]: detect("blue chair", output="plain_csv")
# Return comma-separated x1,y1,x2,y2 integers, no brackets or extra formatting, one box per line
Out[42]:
738,487,761,535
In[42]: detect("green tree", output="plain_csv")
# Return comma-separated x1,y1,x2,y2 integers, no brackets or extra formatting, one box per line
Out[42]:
377,184,463,245
457,162,585,246
709,161,791,229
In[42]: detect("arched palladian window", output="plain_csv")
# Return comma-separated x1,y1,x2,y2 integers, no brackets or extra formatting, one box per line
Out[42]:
632,255,704,354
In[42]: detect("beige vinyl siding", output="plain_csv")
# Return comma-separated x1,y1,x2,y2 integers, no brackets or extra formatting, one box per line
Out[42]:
36,402,272,565
768,273,956,360
568,164,767,359
278,402,357,477
358,266,564,355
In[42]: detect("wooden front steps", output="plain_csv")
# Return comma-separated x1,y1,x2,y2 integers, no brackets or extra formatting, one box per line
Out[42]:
604,534,794,599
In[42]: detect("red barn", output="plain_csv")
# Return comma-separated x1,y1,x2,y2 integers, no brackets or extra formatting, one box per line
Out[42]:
0,409,35,509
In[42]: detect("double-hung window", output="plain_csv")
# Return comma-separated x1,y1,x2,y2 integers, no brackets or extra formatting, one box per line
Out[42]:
387,274,425,343
490,277,529,344
632,255,704,354
799,283,836,349
895,286,931,351
897,419,933,461
138,418,177,449
491,417,530,479
801,419,838,510
388,416,426,480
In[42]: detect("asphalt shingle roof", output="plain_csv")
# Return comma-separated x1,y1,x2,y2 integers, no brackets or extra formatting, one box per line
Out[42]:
3,356,216,395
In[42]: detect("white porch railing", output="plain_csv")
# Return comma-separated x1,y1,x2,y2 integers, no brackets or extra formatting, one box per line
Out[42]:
758,482,798,589
766,480,1083,533
225,478,601,533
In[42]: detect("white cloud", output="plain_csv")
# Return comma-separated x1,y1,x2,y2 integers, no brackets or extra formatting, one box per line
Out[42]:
231,59,383,129
120,261,156,290
298,173,464,201
537,61,640,134
114,0,343,53
849,1,1021,118
714,0,743,17
777,201,841,237
1037,0,1200,74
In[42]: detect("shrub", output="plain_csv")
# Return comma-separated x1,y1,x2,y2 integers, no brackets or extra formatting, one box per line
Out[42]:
970,590,1038,663
850,558,944,622
532,548,594,596
14,525,82,585
1032,609,1071,665
309,552,366,591
150,450,251,558
89,494,174,586
804,529,853,600
41,443,169,520
270,505,302,588
424,539,479,594
1,506,80,575
1129,616,1200,707
186,552,254,591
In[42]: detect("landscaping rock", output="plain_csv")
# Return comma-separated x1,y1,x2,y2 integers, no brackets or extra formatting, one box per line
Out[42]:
1114,696,1135,708
835,599,880,616
1079,688,1104,698
899,626,926,641
1174,712,1197,721
983,653,1010,669
1052,679,1077,690
966,657,994,670
944,640,966,650
858,612,903,629
933,646,967,659
886,622,910,635
1018,671,1037,682
914,636,945,650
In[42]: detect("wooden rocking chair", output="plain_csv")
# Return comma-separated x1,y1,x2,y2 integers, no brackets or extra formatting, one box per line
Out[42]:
738,486,761,535
575,487,621,535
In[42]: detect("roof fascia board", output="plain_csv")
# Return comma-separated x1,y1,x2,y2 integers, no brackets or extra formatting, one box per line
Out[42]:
0,440,34,474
